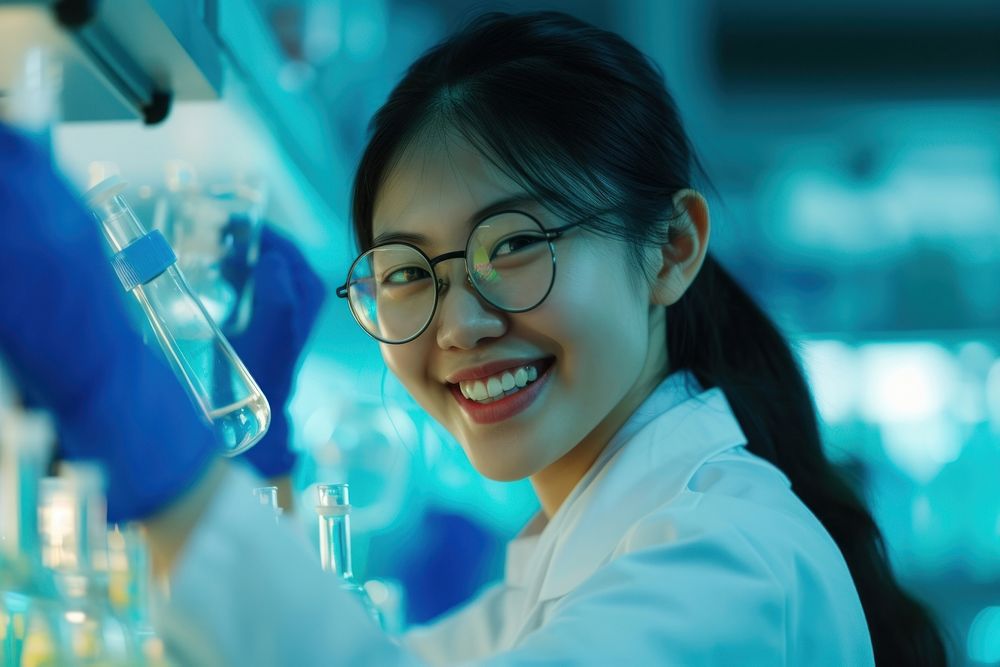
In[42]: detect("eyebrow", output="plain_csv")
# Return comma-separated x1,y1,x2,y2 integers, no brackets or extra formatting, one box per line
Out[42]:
371,194,538,247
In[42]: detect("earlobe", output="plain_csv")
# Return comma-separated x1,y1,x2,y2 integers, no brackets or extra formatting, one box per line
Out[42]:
649,189,711,306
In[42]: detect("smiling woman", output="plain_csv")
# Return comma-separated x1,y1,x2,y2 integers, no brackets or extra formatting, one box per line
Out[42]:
342,9,948,666
361,131,673,490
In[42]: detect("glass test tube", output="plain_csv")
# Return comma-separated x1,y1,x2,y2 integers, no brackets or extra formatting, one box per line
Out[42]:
316,484,353,579
315,484,384,628
85,176,270,456
253,485,283,522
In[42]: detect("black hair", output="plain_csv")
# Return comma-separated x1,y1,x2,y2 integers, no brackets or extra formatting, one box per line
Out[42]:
350,11,948,665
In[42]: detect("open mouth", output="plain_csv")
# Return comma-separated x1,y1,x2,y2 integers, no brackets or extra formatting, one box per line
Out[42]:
449,356,555,403
447,357,556,425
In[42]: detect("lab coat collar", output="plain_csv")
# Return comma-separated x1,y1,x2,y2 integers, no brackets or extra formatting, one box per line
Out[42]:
505,370,749,602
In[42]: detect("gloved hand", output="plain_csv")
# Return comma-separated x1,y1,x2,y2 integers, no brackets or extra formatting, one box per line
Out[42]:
0,123,217,522
222,226,326,478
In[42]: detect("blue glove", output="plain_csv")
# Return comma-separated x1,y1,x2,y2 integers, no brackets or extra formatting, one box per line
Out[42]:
223,226,326,478
0,124,217,522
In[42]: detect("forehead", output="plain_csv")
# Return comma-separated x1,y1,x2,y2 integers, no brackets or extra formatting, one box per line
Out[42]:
372,134,542,248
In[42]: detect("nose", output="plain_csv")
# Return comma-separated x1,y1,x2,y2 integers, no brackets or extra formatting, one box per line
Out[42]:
433,258,507,349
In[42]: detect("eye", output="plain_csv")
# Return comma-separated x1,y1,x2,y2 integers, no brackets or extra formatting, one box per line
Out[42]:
383,266,431,284
492,234,544,259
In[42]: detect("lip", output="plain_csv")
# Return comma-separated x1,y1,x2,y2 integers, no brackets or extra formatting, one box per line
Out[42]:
448,358,555,425
445,356,553,384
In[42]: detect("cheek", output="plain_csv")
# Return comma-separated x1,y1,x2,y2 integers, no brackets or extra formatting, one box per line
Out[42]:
538,243,649,379
380,342,426,393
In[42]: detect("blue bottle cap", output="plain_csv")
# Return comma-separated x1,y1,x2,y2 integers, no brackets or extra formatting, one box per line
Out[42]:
111,230,177,291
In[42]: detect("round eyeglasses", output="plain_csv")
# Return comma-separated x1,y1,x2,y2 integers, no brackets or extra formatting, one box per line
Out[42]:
336,210,579,344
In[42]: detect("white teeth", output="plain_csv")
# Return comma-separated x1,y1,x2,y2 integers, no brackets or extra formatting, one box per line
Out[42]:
487,376,503,398
457,362,547,404
500,371,515,391
471,380,488,401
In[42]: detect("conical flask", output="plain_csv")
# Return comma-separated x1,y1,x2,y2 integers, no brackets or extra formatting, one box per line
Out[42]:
84,176,269,456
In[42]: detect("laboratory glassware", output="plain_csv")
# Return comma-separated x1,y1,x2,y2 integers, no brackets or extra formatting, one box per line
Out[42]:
315,484,383,627
0,406,71,665
39,464,137,665
157,165,265,335
85,175,270,456
1,46,61,154
107,523,174,666
252,485,283,522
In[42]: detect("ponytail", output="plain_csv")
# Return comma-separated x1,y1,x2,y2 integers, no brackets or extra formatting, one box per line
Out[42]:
669,256,949,665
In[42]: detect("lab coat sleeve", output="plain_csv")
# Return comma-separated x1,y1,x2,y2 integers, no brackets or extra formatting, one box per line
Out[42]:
160,464,421,667
476,518,789,666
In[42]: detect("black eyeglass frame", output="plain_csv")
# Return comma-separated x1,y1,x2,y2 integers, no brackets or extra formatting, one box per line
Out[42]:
336,209,581,344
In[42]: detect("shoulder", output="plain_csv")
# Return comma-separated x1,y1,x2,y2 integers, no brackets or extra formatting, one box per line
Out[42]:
621,447,843,567
608,448,872,661
542,472,792,664
620,447,854,589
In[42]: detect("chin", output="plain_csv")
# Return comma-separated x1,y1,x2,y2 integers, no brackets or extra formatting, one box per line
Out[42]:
466,449,537,482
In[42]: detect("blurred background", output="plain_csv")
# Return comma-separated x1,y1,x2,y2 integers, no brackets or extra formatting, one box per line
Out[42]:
1,0,998,663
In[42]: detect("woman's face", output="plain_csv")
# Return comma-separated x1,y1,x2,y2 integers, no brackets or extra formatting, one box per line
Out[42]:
372,135,670,484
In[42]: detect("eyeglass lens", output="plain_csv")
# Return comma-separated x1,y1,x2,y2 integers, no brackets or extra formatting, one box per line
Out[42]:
346,212,555,343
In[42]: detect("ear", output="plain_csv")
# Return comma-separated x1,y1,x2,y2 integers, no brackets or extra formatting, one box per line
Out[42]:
649,189,711,306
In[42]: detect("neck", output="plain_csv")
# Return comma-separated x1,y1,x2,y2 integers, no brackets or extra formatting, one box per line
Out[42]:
531,314,669,519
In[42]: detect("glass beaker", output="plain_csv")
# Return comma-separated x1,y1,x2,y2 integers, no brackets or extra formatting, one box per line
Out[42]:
158,165,265,336
85,175,270,456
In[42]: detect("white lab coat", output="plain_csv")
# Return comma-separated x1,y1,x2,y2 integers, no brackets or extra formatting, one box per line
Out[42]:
161,371,875,666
